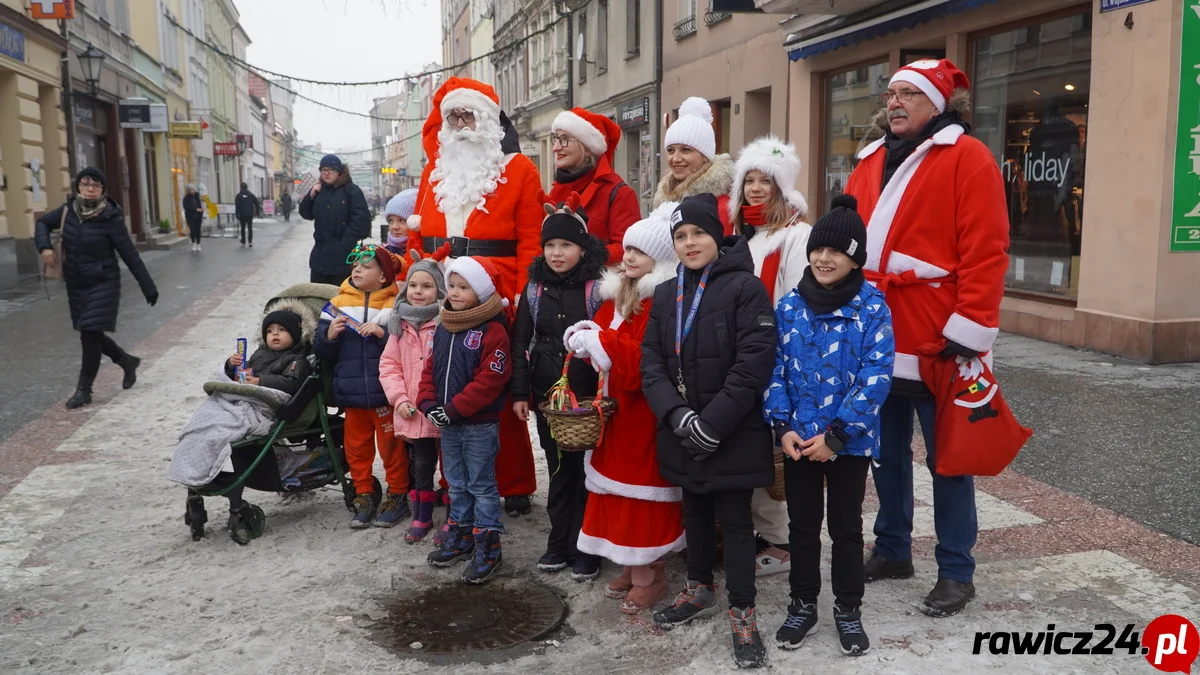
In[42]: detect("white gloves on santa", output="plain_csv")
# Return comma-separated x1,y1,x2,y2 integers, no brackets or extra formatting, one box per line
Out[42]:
562,320,611,372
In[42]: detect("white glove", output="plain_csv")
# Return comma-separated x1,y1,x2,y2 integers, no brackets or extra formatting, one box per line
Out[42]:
568,329,611,372
562,320,602,352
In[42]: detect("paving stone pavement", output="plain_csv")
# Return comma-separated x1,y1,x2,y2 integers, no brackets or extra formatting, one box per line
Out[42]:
0,224,1196,675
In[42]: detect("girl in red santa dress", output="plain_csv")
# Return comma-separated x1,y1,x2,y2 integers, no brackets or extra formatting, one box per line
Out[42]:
564,202,686,613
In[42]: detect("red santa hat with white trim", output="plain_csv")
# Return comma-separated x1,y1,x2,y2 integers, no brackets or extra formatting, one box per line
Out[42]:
444,255,510,308
888,58,970,114
552,107,622,164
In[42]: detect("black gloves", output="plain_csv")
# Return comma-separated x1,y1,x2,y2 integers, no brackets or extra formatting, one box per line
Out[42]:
426,406,450,428
940,339,978,359
670,408,720,460
146,292,159,307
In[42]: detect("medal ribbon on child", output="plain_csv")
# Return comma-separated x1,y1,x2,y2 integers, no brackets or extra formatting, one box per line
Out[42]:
674,262,713,398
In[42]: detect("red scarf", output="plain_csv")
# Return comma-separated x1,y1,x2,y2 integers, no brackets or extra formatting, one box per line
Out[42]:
741,202,768,226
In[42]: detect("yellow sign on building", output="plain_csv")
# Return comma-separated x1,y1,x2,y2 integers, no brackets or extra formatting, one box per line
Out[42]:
169,121,204,139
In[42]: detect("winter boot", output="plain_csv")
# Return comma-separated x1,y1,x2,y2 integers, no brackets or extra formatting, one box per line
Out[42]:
606,566,634,599
462,529,503,584
349,492,377,529
432,521,454,547
116,354,141,390
504,494,532,517
65,376,94,409
537,550,570,573
184,492,207,541
921,578,975,617
653,580,718,629
833,604,870,655
428,524,475,567
373,493,411,528
863,553,915,582
405,490,437,543
729,606,767,668
228,501,263,545
571,555,601,582
621,562,667,614
775,601,818,650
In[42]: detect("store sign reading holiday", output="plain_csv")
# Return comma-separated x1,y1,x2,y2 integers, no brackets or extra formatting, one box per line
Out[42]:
1171,1,1200,252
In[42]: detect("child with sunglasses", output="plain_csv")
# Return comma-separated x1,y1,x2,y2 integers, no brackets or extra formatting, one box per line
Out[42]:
314,239,409,529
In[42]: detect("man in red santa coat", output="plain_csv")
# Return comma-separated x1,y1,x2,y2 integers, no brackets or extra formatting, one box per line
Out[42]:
407,77,543,516
844,58,1009,618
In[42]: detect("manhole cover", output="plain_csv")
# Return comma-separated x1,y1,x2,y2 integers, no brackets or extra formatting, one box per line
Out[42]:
374,579,567,655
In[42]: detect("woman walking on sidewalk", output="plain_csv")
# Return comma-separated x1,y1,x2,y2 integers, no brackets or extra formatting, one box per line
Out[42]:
183,184,204,252
35,167,159,409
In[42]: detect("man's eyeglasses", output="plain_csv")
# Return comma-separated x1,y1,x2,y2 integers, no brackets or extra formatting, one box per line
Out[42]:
447,109,475,126
78,180,102,189
880,89,927,105
550,134,576,148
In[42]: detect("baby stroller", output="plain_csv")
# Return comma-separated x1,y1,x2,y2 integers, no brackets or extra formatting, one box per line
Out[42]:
183,283,383,544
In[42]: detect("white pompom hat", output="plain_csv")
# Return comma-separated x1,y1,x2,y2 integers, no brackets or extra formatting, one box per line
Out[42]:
664,96,716,160
730,136,809,221
623,201,679,264
444,256,510,307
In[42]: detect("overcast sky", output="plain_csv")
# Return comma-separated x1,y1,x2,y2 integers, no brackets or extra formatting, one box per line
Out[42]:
237,0,441,155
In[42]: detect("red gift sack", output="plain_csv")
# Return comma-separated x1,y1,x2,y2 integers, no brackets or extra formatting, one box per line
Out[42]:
917,340,1033,477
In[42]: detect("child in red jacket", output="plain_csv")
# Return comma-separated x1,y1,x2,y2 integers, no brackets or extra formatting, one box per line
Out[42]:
418,256,512,585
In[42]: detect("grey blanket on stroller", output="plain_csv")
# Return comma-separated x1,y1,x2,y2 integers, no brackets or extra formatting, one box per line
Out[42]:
167,372,292,487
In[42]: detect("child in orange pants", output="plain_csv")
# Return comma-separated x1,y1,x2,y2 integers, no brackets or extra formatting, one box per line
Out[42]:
314,239,410,529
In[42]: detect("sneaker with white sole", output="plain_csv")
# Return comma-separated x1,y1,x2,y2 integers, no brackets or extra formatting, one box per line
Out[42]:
754,540,791,576
833,604,870,656
652,580,718,629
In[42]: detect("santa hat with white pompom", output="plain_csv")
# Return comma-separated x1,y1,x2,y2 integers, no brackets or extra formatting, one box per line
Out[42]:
664,96,716,160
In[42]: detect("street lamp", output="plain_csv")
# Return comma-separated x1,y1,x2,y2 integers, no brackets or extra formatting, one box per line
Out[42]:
77,43,105,96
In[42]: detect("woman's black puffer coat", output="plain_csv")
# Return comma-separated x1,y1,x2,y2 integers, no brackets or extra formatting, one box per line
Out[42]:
641,236,776,493
510,237,609,401
35,199,158,333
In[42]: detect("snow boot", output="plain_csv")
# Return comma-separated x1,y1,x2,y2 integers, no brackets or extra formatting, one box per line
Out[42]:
921,578,975,617
622,562,667,614
504,494,532,517
606,566,634,599
350,492,377,529
463,529,503,584
184,492,207,541
373,493,411,528
65,376,94,409
228,501,265,545
428,524,475,567
653,580,718,629
537,550,570,573
405,490,437,543
116,354,141,390
729,606,767,668
571,555,601,582
863,553,915,582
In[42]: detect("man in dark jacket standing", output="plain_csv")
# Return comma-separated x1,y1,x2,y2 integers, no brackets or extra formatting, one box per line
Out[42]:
299,154,371,284
278,190,293,222
182,184,204,252
235,182,258,247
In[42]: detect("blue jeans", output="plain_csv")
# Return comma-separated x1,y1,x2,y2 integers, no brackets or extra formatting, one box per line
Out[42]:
440,422,503,533
871,392,977,583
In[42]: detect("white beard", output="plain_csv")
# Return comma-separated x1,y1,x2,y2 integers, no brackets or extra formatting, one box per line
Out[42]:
431,115,507,216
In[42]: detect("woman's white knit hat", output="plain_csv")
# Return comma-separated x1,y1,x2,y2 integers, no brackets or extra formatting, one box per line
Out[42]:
664,97,716,160
622,201,679,264
730,135,809,221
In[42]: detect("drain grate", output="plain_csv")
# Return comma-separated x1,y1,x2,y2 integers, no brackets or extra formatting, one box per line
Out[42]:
374,579,567,655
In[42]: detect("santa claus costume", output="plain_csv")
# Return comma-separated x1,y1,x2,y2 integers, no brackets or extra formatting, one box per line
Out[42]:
566,202,685,613
727,135,813,575
550,108,643,264
407,77,541,511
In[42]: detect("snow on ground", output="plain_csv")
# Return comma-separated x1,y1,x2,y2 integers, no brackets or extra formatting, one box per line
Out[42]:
1,226,1195,674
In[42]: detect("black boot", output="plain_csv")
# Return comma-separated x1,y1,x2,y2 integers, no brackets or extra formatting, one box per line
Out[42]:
65,376,94,409
116,354,141,390
863,553,915,582
921,578,976,617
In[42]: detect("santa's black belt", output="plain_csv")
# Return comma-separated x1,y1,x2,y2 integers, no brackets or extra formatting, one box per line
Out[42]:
423,236,518,258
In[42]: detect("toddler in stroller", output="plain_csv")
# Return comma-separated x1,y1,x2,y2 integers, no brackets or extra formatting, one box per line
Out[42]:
168,284,361,544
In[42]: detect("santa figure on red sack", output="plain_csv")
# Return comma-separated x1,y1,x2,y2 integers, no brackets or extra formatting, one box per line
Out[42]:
407,77,544,517
844,58,1009,618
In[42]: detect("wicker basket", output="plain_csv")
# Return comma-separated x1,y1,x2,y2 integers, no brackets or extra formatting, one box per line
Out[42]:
537,354,617,452
766,452,787,501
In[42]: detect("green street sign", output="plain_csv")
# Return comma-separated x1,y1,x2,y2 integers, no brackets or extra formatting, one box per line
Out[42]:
1171,2,1200,251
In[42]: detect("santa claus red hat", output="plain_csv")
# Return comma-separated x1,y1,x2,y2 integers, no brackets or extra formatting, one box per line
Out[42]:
888,58,970,114
444,256,510,307
552,108,621,163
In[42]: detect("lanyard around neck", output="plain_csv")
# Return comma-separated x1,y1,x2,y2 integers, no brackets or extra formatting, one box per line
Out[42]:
675,262,713,359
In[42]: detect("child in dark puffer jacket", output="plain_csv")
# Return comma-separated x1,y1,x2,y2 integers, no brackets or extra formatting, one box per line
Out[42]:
510,194,609,582
225,307,311,393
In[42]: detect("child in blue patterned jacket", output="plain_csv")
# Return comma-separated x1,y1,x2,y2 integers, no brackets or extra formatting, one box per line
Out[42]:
762,194,895,657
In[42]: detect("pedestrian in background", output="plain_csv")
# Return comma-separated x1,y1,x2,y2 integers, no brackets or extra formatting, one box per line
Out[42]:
35,167,158,409
300,154,372,285
235,182,258,247
278,190,293,223
183,184,204,252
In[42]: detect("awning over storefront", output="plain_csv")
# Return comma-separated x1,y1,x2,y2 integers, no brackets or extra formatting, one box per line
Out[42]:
787,0,1000,61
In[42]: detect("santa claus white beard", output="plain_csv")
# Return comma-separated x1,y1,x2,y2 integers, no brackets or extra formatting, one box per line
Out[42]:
431,117,506,214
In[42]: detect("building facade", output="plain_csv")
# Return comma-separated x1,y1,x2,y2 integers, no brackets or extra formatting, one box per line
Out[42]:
769,0,1198,363
0,1,69,287
205,0,238,209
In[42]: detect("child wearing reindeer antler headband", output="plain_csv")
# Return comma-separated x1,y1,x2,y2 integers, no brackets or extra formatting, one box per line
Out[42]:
510,191,611,582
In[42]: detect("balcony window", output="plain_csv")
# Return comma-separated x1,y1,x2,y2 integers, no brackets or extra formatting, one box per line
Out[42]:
821,60,891,213
597,0,608,74
626,0,639,56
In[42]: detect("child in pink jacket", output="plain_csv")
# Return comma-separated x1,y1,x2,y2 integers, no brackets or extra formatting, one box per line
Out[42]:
380,257,445,543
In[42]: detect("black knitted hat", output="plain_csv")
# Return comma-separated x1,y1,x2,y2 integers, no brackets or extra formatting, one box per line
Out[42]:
808,194,867,267
541,203,591,248
670,193,724,243
262,309,303,346
74,167,107,193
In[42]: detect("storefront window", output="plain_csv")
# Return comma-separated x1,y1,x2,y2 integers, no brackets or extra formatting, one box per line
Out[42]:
823,61,892,212
973,13,1091,298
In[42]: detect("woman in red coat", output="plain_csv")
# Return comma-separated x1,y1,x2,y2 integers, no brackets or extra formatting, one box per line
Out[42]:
564,201,684,613
549,108,643,264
